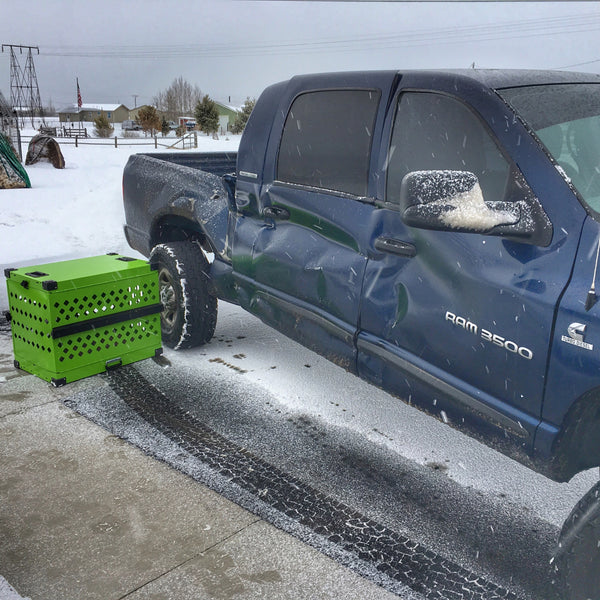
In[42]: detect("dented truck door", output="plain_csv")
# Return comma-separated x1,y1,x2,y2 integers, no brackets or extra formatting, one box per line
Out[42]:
234,84,386,370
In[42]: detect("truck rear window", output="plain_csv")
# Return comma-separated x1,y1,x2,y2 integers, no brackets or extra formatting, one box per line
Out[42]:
277,89,380,197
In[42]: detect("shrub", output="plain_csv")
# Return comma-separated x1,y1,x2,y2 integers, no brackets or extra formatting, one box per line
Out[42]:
161,116,171,137
231,97,256,134
94,113,114,138
137,106,161,136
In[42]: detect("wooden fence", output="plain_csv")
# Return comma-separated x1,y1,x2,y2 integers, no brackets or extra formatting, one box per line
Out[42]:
20,130,198,150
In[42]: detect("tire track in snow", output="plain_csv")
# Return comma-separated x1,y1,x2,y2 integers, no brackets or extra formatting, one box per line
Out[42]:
68,364,524,600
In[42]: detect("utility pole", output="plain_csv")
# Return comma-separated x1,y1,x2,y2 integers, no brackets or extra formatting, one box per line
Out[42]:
1,44,45,128
132,94,139,108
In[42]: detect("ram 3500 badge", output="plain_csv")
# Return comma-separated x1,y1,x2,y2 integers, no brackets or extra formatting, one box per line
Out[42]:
445,311,534,359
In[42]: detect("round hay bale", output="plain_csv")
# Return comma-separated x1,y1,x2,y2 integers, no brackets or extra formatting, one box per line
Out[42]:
26,134,65,169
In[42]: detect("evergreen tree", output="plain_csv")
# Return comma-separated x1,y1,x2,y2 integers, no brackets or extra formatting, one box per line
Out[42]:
194,95,219,134
137,106,161,136
161,116,171,137
231,97,255,134
93,112,114,138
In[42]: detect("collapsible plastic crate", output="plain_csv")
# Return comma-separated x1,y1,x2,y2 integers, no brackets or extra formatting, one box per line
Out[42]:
4,253,162,386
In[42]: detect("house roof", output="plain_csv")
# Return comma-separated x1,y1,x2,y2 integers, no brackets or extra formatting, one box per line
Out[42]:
129,104,156,111
58,103,129,113
215,100,242,113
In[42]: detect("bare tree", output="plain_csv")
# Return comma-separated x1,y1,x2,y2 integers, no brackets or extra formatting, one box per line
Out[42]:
153,76,202,121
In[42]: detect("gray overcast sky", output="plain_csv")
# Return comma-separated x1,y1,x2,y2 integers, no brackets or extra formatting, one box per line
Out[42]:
1,0,599,110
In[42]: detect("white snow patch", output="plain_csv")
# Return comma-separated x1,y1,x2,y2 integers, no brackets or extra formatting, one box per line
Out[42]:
437,182,518,231
0,576,30,600
167,300,599,529
555,164,571,184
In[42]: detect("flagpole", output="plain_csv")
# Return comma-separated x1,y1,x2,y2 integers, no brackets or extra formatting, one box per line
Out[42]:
77,77,82,129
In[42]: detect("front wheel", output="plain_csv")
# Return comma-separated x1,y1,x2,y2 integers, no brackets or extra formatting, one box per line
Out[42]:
150,241,217,349
553,480,600,599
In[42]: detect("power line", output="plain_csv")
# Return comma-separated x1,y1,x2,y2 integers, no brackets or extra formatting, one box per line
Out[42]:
37,11,600,60
555,58,600,69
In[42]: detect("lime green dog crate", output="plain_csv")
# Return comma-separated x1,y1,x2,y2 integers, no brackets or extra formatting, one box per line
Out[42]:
4,254,162,386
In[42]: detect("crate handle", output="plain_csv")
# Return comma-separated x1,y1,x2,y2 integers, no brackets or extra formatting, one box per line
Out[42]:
105,357,122,370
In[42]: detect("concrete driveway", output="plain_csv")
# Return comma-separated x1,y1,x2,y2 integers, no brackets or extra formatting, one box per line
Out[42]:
0,323,398,600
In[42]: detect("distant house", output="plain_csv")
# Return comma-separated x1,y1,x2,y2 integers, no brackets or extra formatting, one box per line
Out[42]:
128,104,163,122
178,116,196,130
58,103,130,124
214,101,240,133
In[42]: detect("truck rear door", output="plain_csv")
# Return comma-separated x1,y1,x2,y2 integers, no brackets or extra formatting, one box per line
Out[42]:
232,76,395,369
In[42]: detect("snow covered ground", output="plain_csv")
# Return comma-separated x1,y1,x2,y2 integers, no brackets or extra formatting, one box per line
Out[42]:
1,126,598,535
0,127,240,308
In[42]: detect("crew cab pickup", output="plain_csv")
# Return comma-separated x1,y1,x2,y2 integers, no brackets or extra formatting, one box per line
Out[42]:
123,69,600,597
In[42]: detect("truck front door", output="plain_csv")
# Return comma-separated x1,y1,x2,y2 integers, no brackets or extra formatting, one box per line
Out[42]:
357,89,578,446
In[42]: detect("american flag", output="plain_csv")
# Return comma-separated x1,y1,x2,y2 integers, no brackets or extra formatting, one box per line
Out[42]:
77,78,82,109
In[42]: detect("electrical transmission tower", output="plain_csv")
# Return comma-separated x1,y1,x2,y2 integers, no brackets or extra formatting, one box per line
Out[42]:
1,44,45,128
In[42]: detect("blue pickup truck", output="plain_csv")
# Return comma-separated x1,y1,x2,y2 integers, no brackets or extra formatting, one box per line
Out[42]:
123,69,600,598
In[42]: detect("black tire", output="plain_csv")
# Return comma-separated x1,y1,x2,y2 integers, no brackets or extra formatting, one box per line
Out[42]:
149,241,217,349
553,480,600,599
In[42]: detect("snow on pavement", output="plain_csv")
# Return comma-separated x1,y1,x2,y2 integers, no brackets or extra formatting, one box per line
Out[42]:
0,575,30,600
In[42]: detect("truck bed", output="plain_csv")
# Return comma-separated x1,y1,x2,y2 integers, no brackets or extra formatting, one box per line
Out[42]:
122,151,238,259
140,152,237,176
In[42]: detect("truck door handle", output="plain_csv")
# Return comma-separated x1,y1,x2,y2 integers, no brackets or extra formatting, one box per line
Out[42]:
263,206,290,220
374,237,416,258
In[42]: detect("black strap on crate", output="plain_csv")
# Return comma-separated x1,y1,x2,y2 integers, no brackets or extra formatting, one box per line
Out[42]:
50,303,162,339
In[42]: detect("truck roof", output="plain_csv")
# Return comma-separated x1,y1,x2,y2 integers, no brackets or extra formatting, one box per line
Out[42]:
434,68,600,89
287,68,600,92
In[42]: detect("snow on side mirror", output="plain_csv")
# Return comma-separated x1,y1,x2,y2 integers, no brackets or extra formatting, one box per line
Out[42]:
400,170,519,232
399,170,552,246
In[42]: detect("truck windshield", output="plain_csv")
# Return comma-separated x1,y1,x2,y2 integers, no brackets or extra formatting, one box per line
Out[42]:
499,83,600,213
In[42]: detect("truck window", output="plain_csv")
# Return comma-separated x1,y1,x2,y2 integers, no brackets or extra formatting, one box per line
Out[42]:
499,83,600,213
386,92,510,205
277,89,380,197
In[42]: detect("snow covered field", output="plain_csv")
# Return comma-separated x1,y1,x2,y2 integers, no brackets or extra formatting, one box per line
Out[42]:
1,127,598,534
0,128,240,308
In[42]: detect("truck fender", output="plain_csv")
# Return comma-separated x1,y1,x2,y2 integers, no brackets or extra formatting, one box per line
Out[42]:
548,386,600,481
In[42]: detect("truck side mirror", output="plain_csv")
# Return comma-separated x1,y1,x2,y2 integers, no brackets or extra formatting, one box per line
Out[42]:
399,170,552,246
